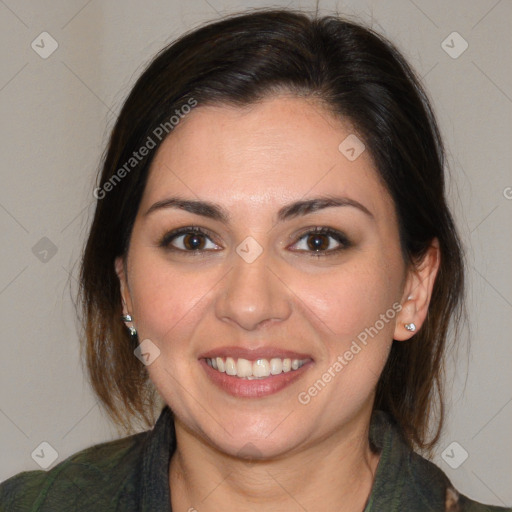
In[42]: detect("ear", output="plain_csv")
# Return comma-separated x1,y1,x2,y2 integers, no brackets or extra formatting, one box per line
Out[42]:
394,238,441,341
114,256,133,316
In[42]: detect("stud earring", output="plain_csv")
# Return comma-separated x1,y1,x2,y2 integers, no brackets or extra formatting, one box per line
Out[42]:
404,322,416,332
122,314,137,339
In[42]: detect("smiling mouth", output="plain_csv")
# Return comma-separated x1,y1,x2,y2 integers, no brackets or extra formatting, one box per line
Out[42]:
204,356,311,379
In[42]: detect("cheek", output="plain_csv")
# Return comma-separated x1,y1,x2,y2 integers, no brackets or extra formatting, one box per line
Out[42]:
127,252,213,349
295,262,399,412
298,256,402,343
295,254,401,396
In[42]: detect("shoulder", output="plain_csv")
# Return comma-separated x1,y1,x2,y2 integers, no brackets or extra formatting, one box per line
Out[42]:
369,410,511,511
0,430,149,511
407,449,511,511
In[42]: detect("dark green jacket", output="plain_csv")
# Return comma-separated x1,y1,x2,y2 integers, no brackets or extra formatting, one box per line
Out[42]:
0,406,510,511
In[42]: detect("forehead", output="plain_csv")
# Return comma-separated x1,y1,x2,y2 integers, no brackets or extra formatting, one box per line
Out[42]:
141,95,394,221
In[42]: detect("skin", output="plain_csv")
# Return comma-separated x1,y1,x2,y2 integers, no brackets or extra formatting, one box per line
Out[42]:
115,94,440,511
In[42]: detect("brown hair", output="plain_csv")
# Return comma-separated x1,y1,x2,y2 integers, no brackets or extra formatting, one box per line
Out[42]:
78,8,465,452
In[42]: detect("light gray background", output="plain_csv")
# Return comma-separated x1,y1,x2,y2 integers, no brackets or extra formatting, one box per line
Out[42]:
0,0,511,506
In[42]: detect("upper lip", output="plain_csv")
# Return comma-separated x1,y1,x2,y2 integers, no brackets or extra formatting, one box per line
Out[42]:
198,346,313,361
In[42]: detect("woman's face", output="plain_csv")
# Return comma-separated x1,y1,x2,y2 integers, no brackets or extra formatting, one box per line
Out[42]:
116,95,418,458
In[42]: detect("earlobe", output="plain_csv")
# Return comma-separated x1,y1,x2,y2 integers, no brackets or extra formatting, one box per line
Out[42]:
393,239,441,341
394,298,417,341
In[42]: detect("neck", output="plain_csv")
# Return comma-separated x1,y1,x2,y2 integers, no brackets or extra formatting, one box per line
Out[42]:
169,408,380,512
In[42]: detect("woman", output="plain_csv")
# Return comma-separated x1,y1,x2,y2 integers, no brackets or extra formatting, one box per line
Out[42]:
1,8,509,512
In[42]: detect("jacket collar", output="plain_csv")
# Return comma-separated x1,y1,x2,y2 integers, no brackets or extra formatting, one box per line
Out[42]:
139,406,450,511
140,405,175,511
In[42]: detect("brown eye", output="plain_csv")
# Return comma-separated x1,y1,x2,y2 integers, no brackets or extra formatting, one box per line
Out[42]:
290,227,352,257
159,227,220,252
305,233,331,251
181,232,206,250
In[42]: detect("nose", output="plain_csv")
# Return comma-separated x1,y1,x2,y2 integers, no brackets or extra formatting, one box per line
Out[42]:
214,250,292,331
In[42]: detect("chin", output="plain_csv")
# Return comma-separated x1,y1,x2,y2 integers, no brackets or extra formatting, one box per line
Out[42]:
194,412,308,460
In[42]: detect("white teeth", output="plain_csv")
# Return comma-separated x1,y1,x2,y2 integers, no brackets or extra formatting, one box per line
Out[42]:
237,358,252,377
270,358,282,375
253,359,270,378
225,357,237,376
205,356,309,379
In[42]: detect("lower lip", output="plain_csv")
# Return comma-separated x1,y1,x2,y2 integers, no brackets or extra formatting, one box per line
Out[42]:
200,359,313,398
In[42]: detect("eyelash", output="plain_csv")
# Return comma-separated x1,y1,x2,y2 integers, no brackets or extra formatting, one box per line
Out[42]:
158,226,352,258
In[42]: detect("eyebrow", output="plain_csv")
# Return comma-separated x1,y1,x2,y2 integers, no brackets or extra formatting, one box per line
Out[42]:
143,195,374,223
